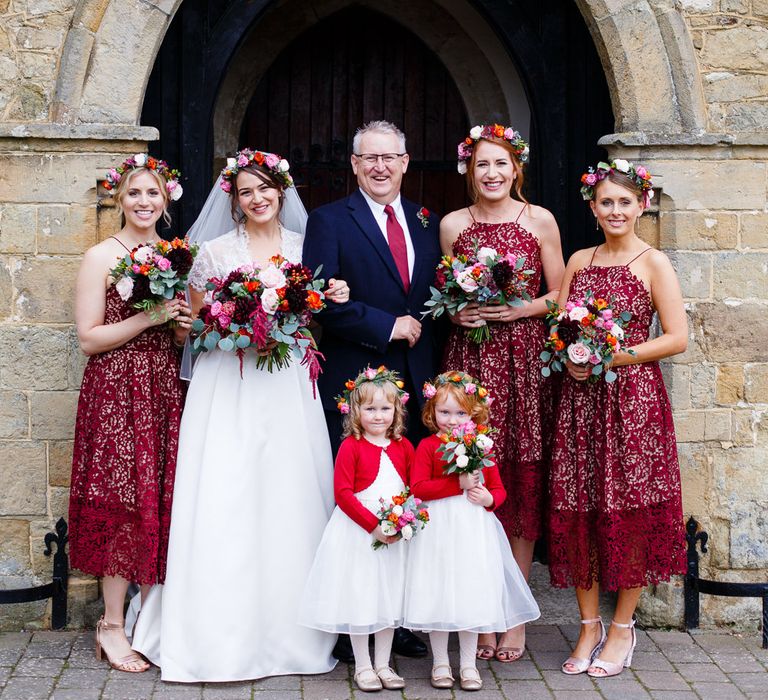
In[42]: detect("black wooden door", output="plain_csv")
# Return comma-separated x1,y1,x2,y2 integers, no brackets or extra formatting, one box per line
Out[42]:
240,7,469,216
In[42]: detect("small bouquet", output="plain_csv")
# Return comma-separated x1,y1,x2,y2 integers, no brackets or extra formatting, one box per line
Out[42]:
110,238,198,321
437,420,496,484
540,290,634,383
191,256,326,388
372,489,430,550
423,242,534,343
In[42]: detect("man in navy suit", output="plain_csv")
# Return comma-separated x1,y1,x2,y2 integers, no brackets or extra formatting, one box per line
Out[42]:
304,120,442,456
303,121,441,661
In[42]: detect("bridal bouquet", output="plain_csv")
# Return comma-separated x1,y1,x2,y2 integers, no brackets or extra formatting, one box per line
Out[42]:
110,237,198,320
540,290,634,383
437,420,496,484
422,242,534,343
372,489,430,550
191,256,326,387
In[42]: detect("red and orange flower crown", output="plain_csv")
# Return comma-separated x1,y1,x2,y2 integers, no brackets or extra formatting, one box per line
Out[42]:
219,148,293,193
456,124,529,174
422,371,491,404
102,153,183,201
335,365,409,414
580,159,654,207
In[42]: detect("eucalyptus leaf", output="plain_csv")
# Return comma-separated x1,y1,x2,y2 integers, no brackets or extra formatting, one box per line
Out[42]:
605,370,617,383
218,337,235,352
592,364,603,375
235,334,251,349
541,366,551,378
540,350,551,362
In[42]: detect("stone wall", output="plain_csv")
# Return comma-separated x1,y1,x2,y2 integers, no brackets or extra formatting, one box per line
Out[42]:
0,0,767,631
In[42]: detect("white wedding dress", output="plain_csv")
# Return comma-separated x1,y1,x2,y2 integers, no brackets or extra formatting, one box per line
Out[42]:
131,227,337,682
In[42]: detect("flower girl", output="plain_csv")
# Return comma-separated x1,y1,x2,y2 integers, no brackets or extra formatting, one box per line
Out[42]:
300,366,415,692
403,371,540,691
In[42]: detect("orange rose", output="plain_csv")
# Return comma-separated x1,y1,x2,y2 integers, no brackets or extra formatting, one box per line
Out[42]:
451,373,461,382
554,340,565,351
477,387,487,398
493,124,504,138
388,513,399,523
393,495,405,506
102,180,112,190
476,424,487,432
465,137,473,145
377,365,387,372
439,433,450,443
245,280,260,293
395,380,404,389
306,290,323,310
420,511,430,522
147,157,157,169
345,380,356,390
254,152,265,165
596,298,608,309
139,264,150,275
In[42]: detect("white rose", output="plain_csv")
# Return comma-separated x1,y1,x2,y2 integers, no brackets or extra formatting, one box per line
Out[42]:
455,454,469,468
169,183,183,201
476,247,498,266
608,324,624,340
261,287,280,314
380,521,397,536
568,306,589,323
401,524,414,541
521,146,530,161
455,269,479,293
476,433,493,452
613,158,630,173
457,161,467,175
469,126,482,140
133,153,147,166
115,276,134,301
567,342,591,365
278,159,290,172
454,444,466,456
392,505,404,517
226,157,237,168
133,245,153,264
258,265,287,289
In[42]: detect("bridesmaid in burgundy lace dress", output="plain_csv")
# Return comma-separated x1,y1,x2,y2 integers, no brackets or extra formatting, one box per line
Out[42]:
441,125,565,661
550,161,687,679
69,157,191,673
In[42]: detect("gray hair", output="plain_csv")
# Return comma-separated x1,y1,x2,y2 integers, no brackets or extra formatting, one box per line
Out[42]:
352,120,407,154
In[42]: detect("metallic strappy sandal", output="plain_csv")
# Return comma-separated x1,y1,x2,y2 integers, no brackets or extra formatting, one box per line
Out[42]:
95,616,149,673
587,618,636,678
561,617,606,675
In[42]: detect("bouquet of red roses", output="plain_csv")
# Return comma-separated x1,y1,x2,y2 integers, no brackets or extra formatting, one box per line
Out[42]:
540,290,634,383
423,241,534,343
110,238,198,320
191,256,326,388
372,488,430,550
437,419,496,484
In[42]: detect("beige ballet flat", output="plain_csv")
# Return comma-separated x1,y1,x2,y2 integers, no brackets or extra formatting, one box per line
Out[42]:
430,663,454,689
354,667,383,692
459,667,483,691
376,666,405,689
561,617,606,675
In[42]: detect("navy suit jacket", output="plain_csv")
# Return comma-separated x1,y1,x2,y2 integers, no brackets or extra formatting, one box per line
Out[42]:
303,189,442,411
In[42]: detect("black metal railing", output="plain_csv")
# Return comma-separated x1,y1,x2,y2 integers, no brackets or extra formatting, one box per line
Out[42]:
685,515,768,648
0,517,68,629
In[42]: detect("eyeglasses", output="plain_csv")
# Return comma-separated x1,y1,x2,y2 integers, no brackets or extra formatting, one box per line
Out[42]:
354,153,406,165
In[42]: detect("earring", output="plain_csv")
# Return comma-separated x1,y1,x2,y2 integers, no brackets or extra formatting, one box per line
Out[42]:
595,217,599,231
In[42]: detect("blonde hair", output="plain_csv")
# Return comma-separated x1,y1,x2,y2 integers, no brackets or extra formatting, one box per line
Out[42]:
466,137,528,206
342,380,407,441
421,376,490,435
114,167,171,227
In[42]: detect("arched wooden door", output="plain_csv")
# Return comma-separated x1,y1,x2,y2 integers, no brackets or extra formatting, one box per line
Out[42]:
239,7,469,215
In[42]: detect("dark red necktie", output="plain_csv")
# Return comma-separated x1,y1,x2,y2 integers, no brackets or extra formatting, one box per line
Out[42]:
384,204,410,292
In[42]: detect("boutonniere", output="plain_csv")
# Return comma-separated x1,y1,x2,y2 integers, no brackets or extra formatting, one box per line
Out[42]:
417,207,431,229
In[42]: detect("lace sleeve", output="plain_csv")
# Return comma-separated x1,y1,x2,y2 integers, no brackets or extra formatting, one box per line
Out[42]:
188,242,217,292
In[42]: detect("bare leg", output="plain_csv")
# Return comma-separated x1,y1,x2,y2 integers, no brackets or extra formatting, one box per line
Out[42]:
562,585,603,673
588,587,642,674
495,536,535,661
99,576,149,672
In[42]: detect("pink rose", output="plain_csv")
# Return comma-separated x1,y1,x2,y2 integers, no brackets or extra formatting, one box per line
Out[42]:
589,353,602,365
423,383,436,399
155,256,171,271
217,314,231,329
503,127,516,140
365,367,377,380
601,309,613,320
404,511,415,522
636,166,648,178
222,301,236,315
414,497,422,506
132,264,141,274
261,287,280,314
339,403,350,414
565,301,575,312
464,383,476,394
567,342,591,365
401,392,410,405
108,168,120,181
237,154,249,167
585,173,598,186
265,153,280,169
220,180,231,193
210,301,223,317
594,317,604,329
462,420,477,433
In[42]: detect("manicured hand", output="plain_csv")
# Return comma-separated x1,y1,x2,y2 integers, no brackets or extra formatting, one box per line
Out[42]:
449,302,486,328
373,524,400,545
478,302,528,323
326,278,350,304
565,359,591,382
172,299,193,345
459,471,481,490
392,315,422,347
466,484,493,507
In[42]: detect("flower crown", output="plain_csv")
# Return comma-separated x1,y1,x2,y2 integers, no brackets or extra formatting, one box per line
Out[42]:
422,371,491,404
457,124,529,175
335,365,409,414
580,159,654,207
102,154,183,201
220,148,293,193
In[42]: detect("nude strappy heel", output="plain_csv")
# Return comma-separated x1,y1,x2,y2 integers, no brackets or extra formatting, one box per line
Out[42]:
95,616,149,673
561,617,606,675
587,618,636,678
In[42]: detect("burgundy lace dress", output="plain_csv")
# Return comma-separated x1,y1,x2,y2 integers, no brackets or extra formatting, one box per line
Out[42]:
68,285,184,584
548,262,686,591
442,219,555,541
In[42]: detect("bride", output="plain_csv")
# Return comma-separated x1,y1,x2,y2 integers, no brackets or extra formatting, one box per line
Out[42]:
131,149,349,682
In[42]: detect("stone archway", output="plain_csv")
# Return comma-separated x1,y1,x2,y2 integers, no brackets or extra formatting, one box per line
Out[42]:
53,0,706,137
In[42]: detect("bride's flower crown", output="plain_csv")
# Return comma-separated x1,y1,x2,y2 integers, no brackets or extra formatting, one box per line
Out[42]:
220,148,293,193
102,154,183,201
335,365,409,414
422,371,491,404
580,159,654,207
456,124,529,174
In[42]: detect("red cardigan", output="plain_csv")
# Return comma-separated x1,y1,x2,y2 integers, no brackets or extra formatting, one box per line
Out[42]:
410,434,506,511
334,436,415,533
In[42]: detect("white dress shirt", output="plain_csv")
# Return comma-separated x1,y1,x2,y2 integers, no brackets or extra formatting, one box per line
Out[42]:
359,189,415,280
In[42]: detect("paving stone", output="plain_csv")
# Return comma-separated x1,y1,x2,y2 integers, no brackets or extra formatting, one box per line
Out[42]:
489,658,541,679
552,692,602,699
151,683,203,699
592,678,651,699
402,676,453,698
453,687,504,699
529,650,569,670
251,692,300,700
252,674,302,690
710,653,768,672
498,679,553,698
300,678,353,700
0,650,23,667
690,681,748,698
0,676,55,700
649,692,698,699
647,630,697,647
630,650,675,671
200,681,254,699
50,689,102,700
29,632,78,644
393,657,431,678
525,632,570,652
633,669,692,690
55,667,108,688
11,657,65,677
65,650,107,670
693,633,751,655
0,635,30,651
661,645,712,663
0,668,8,685
728,672,768,691
633,630,656,653
675,662,729,682
18,644,71,660
102,678,158,700
540,668,595,690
